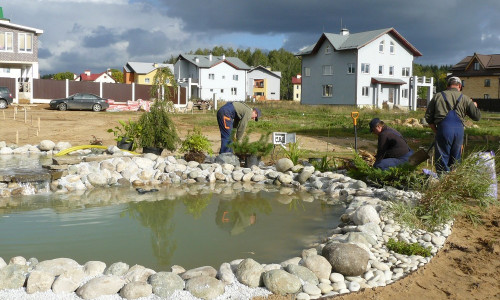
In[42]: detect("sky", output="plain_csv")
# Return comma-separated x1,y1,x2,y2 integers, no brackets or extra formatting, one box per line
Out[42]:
2,0,500,75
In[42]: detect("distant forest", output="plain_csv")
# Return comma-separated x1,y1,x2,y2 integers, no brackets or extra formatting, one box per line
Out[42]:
169,47,452,100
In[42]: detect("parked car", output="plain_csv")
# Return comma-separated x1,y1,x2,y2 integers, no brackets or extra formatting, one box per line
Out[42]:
0,86,14,109
50,93,110,112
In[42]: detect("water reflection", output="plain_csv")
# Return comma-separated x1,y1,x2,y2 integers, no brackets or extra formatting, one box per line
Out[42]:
0,184,343,270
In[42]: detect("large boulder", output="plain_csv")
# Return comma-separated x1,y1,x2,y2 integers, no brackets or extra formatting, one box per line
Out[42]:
322,242,370,276
301,254,332,280
76,275,125,300
120,281,153,299
148,272,185,298
26,271,55,294
285,264,318,285
215,153,240,166
33,258,81,276
0,264,28,289
235,258,264,288
52,268,85,293
181,266,217,280
275,158,294,172
262,269,301,296
352,205,380,225
185,276,225,300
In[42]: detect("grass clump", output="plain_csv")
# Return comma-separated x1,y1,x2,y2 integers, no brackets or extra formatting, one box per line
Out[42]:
386,238,432,257
390,151,498,231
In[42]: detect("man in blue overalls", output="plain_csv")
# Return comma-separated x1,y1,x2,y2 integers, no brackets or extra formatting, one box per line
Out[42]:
217,102,261,153
425,76,481,172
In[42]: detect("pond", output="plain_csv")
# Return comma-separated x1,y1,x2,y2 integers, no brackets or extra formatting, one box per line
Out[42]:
0,182,343,271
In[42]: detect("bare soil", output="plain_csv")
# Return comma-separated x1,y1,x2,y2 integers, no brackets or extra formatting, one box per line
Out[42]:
2,104,499,300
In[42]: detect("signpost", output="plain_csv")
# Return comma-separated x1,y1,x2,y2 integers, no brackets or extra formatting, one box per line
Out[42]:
272,132,296,159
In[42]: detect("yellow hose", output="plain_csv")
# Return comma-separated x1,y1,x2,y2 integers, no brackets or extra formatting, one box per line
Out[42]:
55,145,139,156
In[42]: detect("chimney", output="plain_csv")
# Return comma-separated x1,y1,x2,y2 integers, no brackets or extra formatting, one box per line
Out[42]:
340,28,349,36
209,53,212,61
195,57,199,63
222,54,226,60
85,70,91,76
107,68,111,76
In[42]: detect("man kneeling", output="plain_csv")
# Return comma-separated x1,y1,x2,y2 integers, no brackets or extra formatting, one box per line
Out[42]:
369,118,413,170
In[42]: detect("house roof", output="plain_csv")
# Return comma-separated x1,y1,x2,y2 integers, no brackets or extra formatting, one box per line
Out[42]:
124,62,173,74
292,76,302,84
248,65,282,78
296,28,422,57
451,53,500,71
177,54,250,70
78,71,115,82
371,77,407,85
0,19,43,35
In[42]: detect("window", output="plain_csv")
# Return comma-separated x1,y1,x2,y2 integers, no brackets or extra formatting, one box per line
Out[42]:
378,65,384,75
0,32,13,52
231,87,237,95
325,45,332,54
462,80,465,87
322,65,333,75
389,66,394,76
379,40,384,52
362,86,369,96
221,89,224,93
474,62,480,70
144,78,150,84
296,85,300,90
484,94,490,99
402,67,410,76
304,67,311,77
402,89,409,98
210,89,213,92
233,74,238,81
18,33,33,53
361,63,370,74
347,63,355,74
222,75,225,79
390,41,395,54
485,79,491,87
209,73,214,80
322,85,333,97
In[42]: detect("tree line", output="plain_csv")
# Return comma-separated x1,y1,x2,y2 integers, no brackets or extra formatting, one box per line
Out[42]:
44,46,451,101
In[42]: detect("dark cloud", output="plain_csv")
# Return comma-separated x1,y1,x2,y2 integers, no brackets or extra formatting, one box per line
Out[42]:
83,26,121,48
37,48,52,59
121,28,171,57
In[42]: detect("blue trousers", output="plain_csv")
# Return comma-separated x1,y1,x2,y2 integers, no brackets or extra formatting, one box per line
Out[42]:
435,111,464,172
374,149,414,171
217,103,235,153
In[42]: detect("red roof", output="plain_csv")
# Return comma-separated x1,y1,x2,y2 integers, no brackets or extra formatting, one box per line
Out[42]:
78,71,109,81
292,76,301,84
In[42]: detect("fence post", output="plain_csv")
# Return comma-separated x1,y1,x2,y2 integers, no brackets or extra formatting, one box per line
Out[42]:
65,79,69,97
132,83,135,101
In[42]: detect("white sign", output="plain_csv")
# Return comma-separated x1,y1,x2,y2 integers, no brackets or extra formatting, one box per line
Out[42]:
273,132,296,145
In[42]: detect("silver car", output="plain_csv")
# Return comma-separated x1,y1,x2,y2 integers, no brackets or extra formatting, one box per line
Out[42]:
0,86,13,109
50,93,109,112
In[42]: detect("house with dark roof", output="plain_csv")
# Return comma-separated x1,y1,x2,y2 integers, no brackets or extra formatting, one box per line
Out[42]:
75,70,116,83
450,53,500,99
0,7,43,102
292,74,301,101
246,65,281,101
296,28,422,107
174,53,250,102
123,62,174,85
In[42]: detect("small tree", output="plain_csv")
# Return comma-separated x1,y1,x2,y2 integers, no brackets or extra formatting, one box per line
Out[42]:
150,67,177,103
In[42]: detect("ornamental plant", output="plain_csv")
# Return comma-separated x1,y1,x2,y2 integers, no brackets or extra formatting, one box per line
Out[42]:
137,100,179,151
107,119,142,151
180,127,213,155
230,131,273,157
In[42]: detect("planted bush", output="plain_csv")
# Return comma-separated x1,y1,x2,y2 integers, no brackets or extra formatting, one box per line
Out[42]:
386,238,432,257
230,131,273,157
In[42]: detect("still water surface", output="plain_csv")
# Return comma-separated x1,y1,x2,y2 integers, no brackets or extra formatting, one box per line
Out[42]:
0,185,343,271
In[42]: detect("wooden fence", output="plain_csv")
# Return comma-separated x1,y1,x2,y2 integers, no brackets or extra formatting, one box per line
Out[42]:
2,77,187,106
474,98,500,112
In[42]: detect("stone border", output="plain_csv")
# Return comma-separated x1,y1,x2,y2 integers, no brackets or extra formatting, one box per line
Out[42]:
0,141,451,300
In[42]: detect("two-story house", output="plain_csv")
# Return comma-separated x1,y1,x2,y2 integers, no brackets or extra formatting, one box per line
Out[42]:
292,74,301,101
123,62,174,85
174,53,250,102
450,53,500,99
297,28,422,108
246,66,281,101
75,69,116,83
0,8,43,102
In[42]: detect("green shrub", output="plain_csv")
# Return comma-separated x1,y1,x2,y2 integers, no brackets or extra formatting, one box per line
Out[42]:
230,131,273,157
137,100,179,151
386,238,432,257
180,127,213,155
282,142,305,165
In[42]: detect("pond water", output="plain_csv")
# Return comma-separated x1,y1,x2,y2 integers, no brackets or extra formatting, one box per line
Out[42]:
0,182,343,271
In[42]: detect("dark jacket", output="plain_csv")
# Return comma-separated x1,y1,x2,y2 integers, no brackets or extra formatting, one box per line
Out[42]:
424,89,481,126
375,126,410,161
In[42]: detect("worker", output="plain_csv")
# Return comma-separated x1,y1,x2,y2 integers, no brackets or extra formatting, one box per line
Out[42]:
424,76,481,172
217,102,261,153
369,118,413,170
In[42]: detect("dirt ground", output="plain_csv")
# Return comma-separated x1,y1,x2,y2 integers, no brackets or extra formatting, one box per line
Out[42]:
2,104,499,300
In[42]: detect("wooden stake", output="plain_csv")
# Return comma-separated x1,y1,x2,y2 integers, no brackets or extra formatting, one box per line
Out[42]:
24,109,27,123
16,131,19,145
38,117,41,133
2,110,4,120
13,107,16,120
36,129,39,137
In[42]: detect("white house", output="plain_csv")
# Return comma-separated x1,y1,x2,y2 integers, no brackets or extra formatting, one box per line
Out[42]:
0,8,43,102
297,28,422,108
75,70,116,83
246,65,281,100
174,53,250,102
